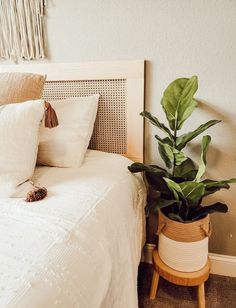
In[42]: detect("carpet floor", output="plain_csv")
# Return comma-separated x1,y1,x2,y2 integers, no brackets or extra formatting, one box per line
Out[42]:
138,263,236,308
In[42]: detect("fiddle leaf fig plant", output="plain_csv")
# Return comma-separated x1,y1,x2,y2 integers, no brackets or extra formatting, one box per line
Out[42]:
128,76,236,222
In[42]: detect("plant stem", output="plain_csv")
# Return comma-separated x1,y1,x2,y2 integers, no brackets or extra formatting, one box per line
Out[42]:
172,125,177,176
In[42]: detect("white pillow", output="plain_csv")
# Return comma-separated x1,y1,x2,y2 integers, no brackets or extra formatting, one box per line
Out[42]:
37,95,99,167
0,100,45,197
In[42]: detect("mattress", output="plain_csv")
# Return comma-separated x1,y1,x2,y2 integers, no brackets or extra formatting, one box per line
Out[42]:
0,150,146,308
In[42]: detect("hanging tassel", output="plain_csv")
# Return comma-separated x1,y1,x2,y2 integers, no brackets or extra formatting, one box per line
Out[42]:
25,186,47,202
44,101,59,128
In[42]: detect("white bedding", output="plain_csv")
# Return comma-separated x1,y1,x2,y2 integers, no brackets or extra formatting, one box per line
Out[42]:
0,150,146,308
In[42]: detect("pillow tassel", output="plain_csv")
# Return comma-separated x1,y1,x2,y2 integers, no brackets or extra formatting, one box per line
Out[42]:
44,101,59,128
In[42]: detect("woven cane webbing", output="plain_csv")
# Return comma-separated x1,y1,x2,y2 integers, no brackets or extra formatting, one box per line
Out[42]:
42,79,127,154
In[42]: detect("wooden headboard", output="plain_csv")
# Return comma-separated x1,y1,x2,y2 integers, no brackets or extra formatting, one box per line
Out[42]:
0,60,145,162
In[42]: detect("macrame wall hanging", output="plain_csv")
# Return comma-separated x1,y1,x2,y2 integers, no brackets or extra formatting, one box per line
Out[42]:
0,0,46,62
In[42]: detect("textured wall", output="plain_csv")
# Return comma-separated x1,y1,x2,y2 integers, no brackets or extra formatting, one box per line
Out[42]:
9,1,236,255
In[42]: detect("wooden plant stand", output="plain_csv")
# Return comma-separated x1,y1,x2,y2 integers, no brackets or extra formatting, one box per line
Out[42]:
150,249,210,308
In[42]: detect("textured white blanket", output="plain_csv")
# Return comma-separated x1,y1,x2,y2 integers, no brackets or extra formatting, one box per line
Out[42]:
0,150,146,308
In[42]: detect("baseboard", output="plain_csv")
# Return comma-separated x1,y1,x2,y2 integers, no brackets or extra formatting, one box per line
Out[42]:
141,243,236,277
208,253,236,277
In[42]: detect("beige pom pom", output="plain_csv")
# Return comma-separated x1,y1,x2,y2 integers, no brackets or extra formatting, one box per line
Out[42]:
25,187,47,202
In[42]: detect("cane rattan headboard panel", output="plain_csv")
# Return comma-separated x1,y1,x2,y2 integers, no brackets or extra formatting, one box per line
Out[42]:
0,60,144,162
42,79,127,154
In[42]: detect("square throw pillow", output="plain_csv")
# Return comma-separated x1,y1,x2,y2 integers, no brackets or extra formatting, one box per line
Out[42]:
37,95,99,167
0,100,45,197
0,72,46,105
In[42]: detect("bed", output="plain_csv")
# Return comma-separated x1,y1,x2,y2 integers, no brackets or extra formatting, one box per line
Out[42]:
0,61,146,308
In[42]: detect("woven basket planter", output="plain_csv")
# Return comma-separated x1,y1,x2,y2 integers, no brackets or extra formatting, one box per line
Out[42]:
157,210,212,272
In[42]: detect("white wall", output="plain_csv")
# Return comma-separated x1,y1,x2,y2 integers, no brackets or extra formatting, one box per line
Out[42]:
13,0,236,255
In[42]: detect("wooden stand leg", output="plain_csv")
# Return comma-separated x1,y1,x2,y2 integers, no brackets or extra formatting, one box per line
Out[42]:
198,283,205,308
149,270,160,300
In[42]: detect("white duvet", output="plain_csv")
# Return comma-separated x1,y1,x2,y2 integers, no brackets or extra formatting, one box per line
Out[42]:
0,150,146,308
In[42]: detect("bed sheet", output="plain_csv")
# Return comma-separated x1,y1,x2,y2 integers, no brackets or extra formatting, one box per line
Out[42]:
0,150,146,308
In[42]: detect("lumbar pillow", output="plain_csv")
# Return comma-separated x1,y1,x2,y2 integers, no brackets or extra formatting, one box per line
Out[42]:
37,95,99,167
0,100,45,197
0,72,46,105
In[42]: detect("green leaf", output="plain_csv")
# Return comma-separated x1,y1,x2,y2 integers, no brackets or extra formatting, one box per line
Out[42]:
154,198,180,212
179,181,205,207
181,170,198,181
189,203,228,221
204,178,236,188
195,135,211,181
128,163,169,177
174,158,197,180
155,135,163,143
168,213,184,222
146,173,171,191
203,178,236,196
158,142,174,169
128,163,172,194
176,120,221,150
163,178,183,200
161,76,198,130
155,135,173,146
140,111,174,141
158,141,187,169
128,164,170,196
173,148,188,166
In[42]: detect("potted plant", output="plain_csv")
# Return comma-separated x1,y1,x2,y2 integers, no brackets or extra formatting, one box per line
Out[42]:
128,76,236,272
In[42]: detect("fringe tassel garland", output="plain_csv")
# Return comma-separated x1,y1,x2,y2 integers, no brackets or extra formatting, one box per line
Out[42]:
0,0,46,62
